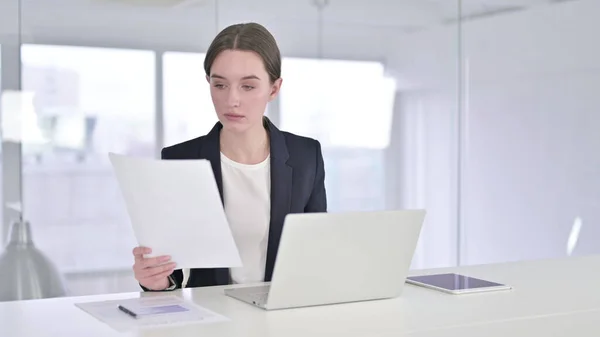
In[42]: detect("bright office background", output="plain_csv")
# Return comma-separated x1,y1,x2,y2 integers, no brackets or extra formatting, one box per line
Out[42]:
0,0,598,297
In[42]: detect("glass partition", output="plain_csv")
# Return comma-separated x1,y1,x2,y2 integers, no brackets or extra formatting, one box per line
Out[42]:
460,0,600,265
7,0,598,298
20,44,154,275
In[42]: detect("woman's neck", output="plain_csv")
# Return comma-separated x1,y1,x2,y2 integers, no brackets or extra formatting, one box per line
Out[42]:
220,123,270,165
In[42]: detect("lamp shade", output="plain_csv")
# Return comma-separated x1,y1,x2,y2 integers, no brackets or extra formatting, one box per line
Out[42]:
0,218,67,301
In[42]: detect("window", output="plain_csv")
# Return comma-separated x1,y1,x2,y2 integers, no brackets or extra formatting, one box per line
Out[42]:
280,58,396,212
20,44,155,273
163,52,217,147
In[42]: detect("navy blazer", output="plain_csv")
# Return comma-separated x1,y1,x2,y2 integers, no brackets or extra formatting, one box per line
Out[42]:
158,117,327,289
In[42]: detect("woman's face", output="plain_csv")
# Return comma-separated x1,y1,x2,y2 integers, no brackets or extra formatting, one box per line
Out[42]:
207,49,281,133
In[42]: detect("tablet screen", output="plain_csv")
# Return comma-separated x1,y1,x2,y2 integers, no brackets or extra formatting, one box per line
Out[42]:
407,273,506,291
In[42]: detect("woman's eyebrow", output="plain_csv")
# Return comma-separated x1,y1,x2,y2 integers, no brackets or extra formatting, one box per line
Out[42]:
210,74,261,80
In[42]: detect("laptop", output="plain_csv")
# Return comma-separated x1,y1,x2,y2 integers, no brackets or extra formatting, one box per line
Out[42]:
224,210,426,310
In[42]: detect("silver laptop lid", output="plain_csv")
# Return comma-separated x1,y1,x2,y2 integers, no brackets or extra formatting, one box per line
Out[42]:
264,210,426,310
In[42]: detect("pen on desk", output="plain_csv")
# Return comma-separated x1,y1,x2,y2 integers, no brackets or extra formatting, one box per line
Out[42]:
118,305,138,319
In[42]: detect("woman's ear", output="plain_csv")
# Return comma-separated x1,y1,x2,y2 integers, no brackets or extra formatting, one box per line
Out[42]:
269,78,283,101
206,75,210,84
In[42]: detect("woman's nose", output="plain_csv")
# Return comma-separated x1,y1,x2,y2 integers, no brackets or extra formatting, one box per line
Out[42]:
227,88,240,107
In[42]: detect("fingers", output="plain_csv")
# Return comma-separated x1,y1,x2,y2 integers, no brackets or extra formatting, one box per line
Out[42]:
148,268,176,283
132,246,175,274
132,247,170,266
138,255,170,268
132,246,152,261
143,271,172,290
131,246,176,290
138,262,177,279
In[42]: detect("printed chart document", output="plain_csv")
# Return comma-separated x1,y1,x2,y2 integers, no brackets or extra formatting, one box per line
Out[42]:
76,295,229,332
109,152,242,269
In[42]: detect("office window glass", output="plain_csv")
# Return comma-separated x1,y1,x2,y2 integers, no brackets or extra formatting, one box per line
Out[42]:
280,58,396,212
163,52,216,147
20,44,154,278
460,0,600,265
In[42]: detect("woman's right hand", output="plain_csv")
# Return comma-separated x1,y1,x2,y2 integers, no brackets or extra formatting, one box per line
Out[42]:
132,246,177,291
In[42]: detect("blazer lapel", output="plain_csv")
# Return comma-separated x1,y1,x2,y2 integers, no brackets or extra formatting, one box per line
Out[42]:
198,123,224,205
264,118,293,282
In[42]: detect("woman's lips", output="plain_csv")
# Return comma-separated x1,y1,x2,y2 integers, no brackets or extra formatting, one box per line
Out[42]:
224,113,245,121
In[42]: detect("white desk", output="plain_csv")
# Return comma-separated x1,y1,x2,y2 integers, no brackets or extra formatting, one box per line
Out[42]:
2,255,600,337
404,308,600,337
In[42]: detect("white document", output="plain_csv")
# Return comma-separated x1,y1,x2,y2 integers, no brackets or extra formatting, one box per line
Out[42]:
109,152,242,269
75,295,229,332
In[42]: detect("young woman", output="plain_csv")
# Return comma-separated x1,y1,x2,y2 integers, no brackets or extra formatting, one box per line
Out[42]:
131,22,327,291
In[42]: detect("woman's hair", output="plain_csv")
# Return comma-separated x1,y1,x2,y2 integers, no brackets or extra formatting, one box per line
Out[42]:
204,22,281,84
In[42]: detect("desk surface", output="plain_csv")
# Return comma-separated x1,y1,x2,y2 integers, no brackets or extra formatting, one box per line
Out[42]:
405,308,600,337
2,255,600,337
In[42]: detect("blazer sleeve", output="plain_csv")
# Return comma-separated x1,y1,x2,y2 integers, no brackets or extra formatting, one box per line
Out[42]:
305,140,327,213
139,273,183,292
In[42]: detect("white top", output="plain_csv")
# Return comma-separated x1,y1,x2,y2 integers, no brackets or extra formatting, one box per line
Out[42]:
3,255,600,336
220,152,271,284
181,153,271,287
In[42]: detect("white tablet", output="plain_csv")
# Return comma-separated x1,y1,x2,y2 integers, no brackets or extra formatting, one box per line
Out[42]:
406,273,512,294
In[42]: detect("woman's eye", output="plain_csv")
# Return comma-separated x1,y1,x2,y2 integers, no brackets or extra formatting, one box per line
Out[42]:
242,85,254,91
214,84,226,89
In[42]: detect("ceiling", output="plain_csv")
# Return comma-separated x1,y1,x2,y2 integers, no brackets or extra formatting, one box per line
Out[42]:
18,0,577,31
0,0,582,58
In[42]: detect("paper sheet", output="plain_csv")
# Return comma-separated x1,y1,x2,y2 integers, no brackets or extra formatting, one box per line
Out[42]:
109,152,242,269
75,295,229,332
